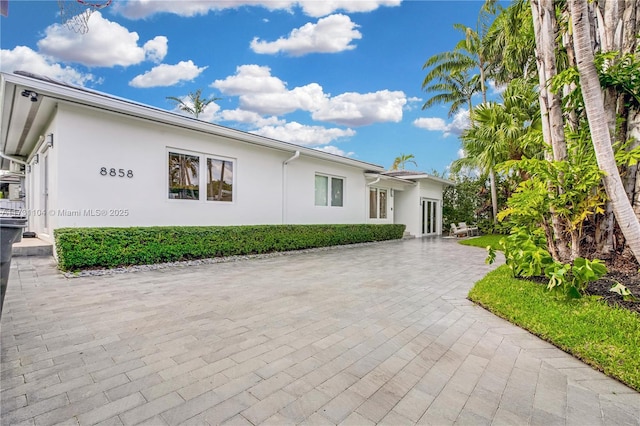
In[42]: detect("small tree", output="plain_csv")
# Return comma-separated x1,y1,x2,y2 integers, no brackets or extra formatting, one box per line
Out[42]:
391,154,418,170
166,89,221,119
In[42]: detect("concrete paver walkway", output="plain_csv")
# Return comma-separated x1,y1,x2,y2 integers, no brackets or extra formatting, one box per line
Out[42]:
1,238,639,425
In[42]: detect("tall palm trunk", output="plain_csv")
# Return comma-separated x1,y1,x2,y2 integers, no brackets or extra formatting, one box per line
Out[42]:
488,168,498,223
531,0,571,261
570,0,640,264
531,0,567,162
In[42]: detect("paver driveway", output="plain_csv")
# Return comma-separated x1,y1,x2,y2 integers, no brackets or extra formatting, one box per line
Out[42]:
1,238,639,425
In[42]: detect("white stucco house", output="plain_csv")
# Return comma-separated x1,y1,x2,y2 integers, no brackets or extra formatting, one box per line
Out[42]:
0,71,453,244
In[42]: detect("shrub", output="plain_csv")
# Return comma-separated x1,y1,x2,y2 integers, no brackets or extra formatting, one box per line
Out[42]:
54,224,406,271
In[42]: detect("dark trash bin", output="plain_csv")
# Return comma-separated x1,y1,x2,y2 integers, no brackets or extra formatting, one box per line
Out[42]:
1,217,28,318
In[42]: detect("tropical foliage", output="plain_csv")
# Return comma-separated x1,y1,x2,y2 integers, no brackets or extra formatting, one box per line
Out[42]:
166,89,220,119
390,153,418,170
423,0,640,268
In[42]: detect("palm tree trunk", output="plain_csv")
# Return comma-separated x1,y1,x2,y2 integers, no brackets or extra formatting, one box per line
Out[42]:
489,167,498,223
530,0,567,162
570,0,640,264
531,0,572,262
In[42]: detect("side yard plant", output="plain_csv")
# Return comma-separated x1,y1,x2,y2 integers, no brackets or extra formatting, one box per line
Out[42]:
463,235,640,391
55,224,405,271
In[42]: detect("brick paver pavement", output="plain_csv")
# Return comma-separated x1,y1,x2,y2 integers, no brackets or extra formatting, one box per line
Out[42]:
1,238,639,425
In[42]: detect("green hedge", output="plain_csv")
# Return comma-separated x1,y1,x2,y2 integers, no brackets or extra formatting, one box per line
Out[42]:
54,224,406,271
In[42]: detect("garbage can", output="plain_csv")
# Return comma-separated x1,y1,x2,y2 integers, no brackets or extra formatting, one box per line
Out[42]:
1,217,28,318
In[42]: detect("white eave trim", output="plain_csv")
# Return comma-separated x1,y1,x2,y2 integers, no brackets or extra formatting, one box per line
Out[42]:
384,173,455,186
365,172,417,186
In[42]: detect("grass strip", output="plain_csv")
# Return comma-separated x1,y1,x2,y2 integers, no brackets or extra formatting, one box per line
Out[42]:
458,234,503,251
468,265,640,391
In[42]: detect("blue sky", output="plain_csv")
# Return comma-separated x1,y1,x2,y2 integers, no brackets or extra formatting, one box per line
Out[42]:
1,0,492,173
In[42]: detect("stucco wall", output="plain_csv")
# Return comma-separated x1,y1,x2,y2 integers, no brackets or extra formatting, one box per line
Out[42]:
393,179,446,237
29,104,372,233
25,112,59,242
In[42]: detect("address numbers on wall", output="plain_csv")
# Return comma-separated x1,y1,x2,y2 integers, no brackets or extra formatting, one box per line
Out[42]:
100,167,134,178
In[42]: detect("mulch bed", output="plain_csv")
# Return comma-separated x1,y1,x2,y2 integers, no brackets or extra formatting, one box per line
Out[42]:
525,264,640,315
586,271,640,315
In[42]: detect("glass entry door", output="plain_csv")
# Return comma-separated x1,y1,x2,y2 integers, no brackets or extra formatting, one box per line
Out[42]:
421,199,438,235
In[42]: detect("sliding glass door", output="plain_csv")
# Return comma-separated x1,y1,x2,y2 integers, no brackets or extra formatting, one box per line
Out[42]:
421,198,438,236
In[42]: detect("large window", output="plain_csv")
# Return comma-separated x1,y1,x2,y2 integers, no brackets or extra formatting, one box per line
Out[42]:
168,152,199,200
207,158,233,202
369,188,387,219
315,174,344,207
168,150,234,202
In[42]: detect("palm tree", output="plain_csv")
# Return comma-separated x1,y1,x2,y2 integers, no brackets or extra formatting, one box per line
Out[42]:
452,104,505,222
391,154,418,170
569,0,640,264
422,50,480,116
166,89,221,119
483,0,537,85
452,78,543,222
422,70,480,118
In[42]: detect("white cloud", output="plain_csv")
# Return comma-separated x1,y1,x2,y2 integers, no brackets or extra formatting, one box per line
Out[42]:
413,109,469,137
449,109,470,135
212,65,406,126
404,96,423,111
37,12,167,67
251,122,355,146
299,0,402,17
239,83,326,116
457,148,465,158
250,14,361,56
0,46,96,86
413,117,448,131
312,90,406,126
488,80,506,95
212,64,287,95
129,60,207,88
115,0,400,19
314,145,355,157
143,36,169,63
114,1,296,19
218,109,285,127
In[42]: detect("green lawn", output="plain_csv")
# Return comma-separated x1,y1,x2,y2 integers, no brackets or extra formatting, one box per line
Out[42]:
458,234,503,251
468,264,640,391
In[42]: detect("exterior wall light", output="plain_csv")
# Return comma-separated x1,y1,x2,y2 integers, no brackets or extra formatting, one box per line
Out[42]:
21,90,39,102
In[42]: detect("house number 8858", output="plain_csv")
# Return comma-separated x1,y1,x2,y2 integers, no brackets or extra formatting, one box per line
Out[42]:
100,167,133,178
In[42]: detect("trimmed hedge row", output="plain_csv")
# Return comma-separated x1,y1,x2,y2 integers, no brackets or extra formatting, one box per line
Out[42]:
54,224,406,271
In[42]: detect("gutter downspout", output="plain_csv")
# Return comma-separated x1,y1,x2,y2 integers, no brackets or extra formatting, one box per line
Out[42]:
366,177,381,187
0,151,28,166
282,150,300,224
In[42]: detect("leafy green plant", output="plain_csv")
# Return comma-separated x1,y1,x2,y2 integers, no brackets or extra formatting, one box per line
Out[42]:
610,282,638,302
546,258,608,299
486,227,553,278
55,224,406,271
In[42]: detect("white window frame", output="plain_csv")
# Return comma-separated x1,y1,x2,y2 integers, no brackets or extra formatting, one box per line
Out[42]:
205,155,235,203
167,148,236,203
315,173,345,207
167,149,201,202
369,187,388,219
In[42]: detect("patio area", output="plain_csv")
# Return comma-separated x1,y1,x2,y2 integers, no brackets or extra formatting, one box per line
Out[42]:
1,238,638,425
